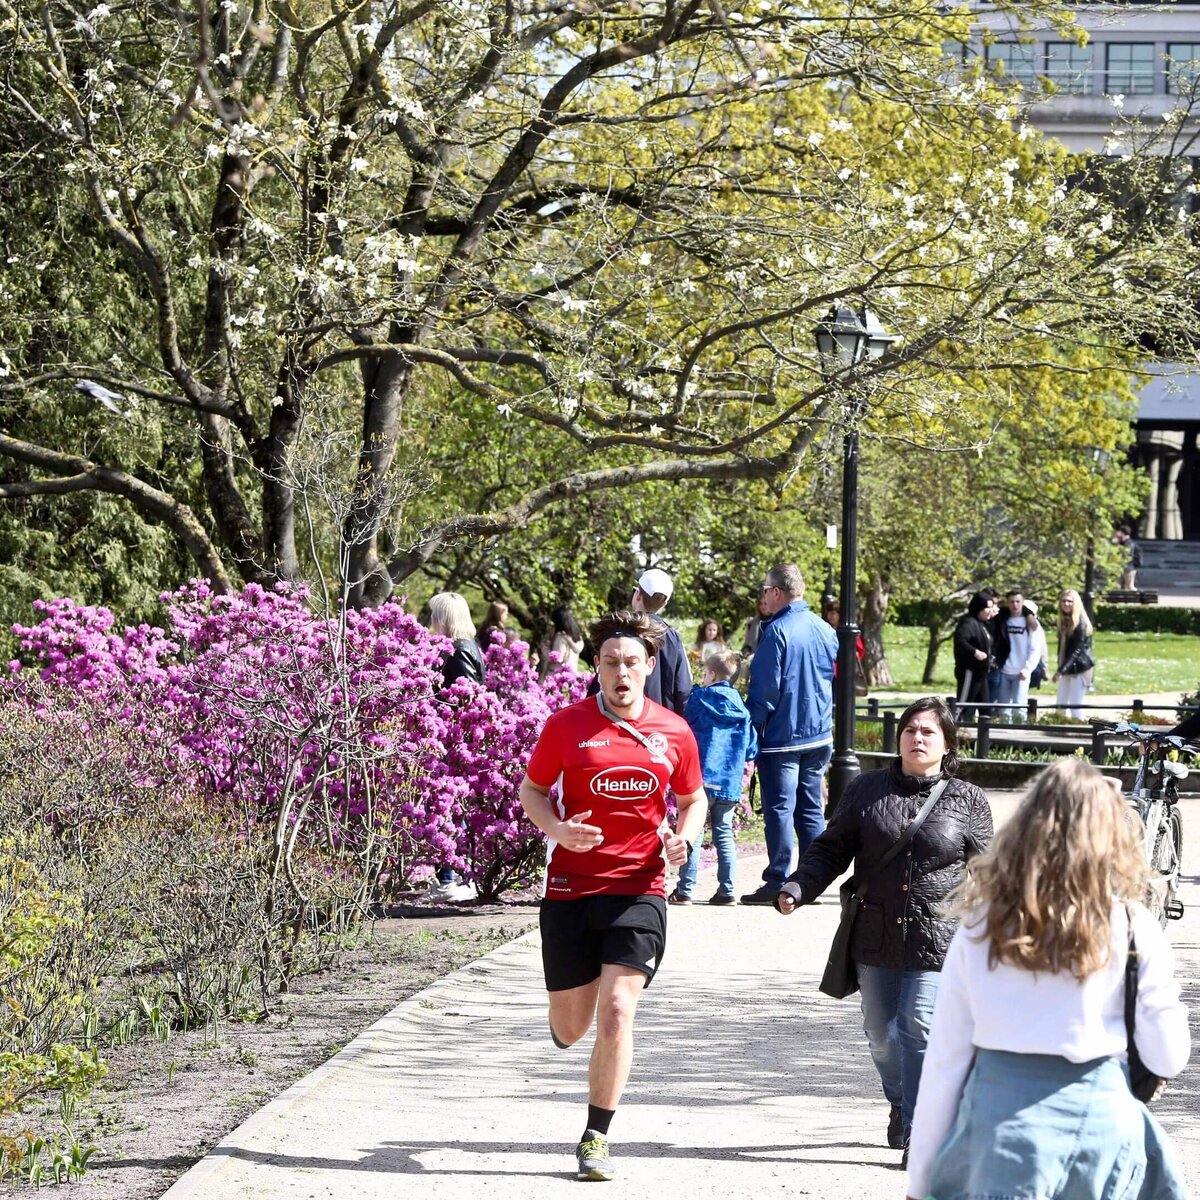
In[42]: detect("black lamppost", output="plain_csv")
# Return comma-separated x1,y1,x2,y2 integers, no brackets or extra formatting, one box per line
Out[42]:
1082,446,1112,621
815,304,896,812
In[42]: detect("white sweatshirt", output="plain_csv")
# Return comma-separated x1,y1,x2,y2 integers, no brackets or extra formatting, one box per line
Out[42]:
906,902,1190,1199
1001,614,1040,676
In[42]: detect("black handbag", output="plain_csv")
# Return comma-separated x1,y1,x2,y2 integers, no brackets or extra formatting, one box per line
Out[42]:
1125,907,1167,1104
819,779,950,999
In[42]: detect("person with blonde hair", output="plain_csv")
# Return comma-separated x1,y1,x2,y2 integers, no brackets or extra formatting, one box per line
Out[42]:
906,758,1190,1200
1052,588,1094,719
428,591,484,688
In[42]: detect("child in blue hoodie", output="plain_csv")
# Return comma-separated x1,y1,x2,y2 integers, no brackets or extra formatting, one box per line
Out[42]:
671,649,758,905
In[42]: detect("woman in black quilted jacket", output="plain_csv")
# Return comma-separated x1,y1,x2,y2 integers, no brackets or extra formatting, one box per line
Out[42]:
775,696,992,1162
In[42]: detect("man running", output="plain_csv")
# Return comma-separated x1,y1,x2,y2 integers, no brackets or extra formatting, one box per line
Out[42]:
518,610,708,1182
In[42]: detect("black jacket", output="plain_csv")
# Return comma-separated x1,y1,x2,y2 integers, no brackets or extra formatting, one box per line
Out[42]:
647,615,692,715
988,611,1010,674
442,638,485,688
781,764,992,971
952,614,992,678
1056,624,1093,676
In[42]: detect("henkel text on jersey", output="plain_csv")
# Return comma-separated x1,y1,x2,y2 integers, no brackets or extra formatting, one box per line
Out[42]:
525,695,703,900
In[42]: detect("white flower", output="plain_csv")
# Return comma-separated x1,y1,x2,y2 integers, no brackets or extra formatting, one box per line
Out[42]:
638,250,652,266
807,130,824,148
496,403,513,417
837,167,852,182
350,156,369,173
1110,93,1125,111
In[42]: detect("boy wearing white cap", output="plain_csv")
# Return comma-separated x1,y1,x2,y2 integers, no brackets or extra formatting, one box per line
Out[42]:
631,568,692,716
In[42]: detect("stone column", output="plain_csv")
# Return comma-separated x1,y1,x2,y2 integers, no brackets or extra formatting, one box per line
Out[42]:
1164,453,1184,540
1144,450,1161,539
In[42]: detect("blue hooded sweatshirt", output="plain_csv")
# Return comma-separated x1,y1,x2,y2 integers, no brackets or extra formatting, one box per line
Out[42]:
683,681,759,800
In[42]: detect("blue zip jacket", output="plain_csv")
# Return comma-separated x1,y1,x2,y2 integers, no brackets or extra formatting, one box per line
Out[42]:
684,682,758,799
747,599,837,751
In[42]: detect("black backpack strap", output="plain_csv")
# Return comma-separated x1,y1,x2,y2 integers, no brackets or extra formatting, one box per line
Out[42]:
1124,905,1139,1052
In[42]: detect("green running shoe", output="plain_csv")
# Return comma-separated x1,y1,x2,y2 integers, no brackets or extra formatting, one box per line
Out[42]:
575,1130,615,1181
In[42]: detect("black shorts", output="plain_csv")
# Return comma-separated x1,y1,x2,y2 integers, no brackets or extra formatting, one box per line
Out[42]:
539,894,667,992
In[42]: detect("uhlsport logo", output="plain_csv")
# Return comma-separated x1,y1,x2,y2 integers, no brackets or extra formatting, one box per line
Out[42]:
590,767,660,800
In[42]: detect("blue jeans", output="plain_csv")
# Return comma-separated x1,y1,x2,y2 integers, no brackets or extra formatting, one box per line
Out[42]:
857,965,940,1138
676,792,737,898
757,744,832,890
994,672,1030,723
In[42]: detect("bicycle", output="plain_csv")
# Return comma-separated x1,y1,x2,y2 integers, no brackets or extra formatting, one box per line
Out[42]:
1096,722,1190,927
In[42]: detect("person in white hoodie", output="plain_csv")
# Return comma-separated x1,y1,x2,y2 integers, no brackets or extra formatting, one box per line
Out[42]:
906,759,1189,1200
993,590,1040,723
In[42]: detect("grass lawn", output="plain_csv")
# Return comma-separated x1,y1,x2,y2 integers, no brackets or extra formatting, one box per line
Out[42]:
880,626,1199,697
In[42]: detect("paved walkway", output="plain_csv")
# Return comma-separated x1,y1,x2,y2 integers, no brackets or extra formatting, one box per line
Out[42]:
163,792,1200,1199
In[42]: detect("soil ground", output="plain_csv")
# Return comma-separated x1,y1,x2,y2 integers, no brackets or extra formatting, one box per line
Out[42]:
7,905,539,1200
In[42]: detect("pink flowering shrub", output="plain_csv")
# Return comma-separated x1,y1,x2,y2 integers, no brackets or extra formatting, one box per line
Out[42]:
10,583,589,905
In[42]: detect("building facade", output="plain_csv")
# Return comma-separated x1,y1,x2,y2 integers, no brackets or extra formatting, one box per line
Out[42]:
971,2,1200,541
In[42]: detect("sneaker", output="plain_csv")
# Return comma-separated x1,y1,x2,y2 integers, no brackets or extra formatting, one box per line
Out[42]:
667,889,692,906
576,1130,615,1181
739,885,781,906
887,1104,903,1149
708,892,737,906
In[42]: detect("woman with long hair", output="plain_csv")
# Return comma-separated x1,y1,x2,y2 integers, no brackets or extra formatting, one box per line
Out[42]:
906,759,1189,1200
776,696,992,1160
1053,588,1094,719
476,599,510,650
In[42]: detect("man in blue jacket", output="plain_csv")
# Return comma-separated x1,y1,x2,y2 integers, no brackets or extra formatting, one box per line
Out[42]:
742,564,837,905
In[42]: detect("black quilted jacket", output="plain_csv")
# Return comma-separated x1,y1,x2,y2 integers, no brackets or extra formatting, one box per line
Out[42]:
781,764,993,970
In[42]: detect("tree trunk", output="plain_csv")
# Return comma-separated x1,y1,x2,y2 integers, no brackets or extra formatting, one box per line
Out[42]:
922,624,946,686
860,580,894,687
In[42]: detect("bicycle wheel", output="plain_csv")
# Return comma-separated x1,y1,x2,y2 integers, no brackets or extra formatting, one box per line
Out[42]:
1147,807,1183,928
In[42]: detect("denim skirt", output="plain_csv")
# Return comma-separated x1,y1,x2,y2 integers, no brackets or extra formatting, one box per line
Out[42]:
926,1049,1188,1200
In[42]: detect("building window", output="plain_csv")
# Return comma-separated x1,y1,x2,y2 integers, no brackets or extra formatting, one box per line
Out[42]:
986,42,1038,86
1045,42,1094,93
1166,44,1200,96
1106,43,1156,95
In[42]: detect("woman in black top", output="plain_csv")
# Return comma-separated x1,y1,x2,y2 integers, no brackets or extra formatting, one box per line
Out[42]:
429,592,484,688
775,696,992,1161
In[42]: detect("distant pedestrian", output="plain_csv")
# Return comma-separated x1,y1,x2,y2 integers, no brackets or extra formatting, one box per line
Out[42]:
541,604,585,677
428,592,485,902
906,759,1189,1200
821,598,867,699
993,590,1039,723
952,592,996,723
1024,601,1049,692
1116,525,1142,590
741,564,837,905
517,611,707,1182
672,649,758,907
476,600,511,650
629,568,692,714
429,591,485,689
776,696,992,1163
740,590,771,661
1053,589,1094,719
692,617,725,664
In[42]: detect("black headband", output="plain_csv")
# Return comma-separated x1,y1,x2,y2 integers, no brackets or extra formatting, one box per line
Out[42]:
597,629,655,653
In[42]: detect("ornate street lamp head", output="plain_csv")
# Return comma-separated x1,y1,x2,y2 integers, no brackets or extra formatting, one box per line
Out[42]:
813,304,896,374
813,305,869,373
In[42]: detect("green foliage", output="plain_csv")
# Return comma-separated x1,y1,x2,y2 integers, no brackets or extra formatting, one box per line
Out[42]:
1092,606,1200,636
0,827,106,1179
2,0,1198,607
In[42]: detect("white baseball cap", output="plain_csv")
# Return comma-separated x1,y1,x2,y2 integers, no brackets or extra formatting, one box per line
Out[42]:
636,568,674,602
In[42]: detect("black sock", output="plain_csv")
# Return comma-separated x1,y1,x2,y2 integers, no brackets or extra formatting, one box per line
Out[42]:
585,1105,615,1137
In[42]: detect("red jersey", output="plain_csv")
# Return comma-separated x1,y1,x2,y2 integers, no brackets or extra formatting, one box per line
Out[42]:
525,694,703,899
